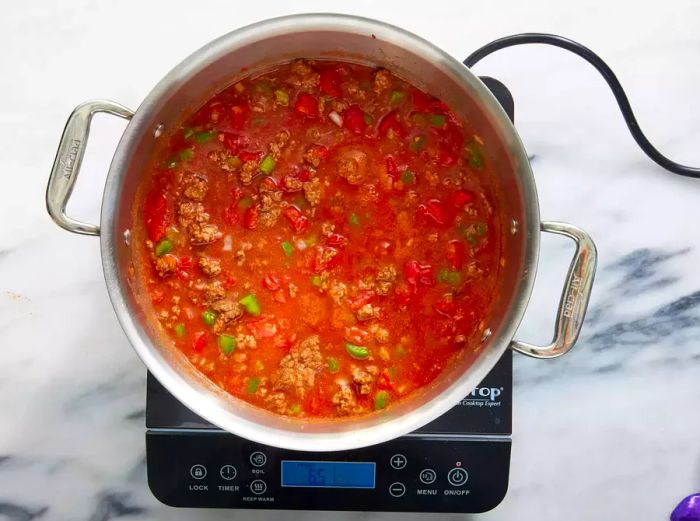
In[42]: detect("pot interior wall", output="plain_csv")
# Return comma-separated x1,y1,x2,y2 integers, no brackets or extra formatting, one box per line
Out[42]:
103,15,537,447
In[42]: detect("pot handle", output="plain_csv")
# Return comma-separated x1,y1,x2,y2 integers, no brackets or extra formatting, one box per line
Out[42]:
510,221,597,359
46,100,134,236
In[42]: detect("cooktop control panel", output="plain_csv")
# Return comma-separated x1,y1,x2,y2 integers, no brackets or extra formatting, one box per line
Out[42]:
146,433,510,513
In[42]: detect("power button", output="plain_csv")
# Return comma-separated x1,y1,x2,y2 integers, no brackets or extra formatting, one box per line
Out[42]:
447,467,469,487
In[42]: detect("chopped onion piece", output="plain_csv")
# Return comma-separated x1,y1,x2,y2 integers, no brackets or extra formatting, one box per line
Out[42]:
295,239,307,250
329,111,343,127
223,235,233,251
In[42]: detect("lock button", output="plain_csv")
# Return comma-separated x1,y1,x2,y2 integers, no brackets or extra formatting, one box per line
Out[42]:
190,464,207,480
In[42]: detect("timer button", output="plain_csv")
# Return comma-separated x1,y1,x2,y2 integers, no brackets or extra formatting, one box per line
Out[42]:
250,479,267,495
389,454,407,470
250,451,267,467
220,465,237,481
389,482,406,497
419,468,437,485
447,467,469,487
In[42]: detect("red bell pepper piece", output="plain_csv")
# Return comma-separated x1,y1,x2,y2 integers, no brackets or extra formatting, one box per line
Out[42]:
451,189,475,208
143,189,169,242
403,260,435,286
192,331,207,352
319,68,342,98
294,93,319,117
244,205,259,230
283,206,310,233
262,274,281,291
343,105,367,134
417,199,448,226
447,240,465,271
378,110,405,138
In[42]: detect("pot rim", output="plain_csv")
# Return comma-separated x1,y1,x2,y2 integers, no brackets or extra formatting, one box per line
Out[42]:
100,13,540,451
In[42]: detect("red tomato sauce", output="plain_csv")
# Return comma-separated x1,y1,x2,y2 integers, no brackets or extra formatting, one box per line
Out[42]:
132,60,502,418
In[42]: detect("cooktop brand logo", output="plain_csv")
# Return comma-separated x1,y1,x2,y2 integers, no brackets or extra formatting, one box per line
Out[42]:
60,139,81,180
460,386,503,408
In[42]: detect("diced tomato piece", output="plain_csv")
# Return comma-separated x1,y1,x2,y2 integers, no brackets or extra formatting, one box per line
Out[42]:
343,105,367,134
378,110,405,138
447,240,465,271
376,370,394,391
283,206,310,233
385,156,399,179
437,147,457,167
313,245,341,272
192,331,207,352
298,169,312,182
434,294,456,317
274,335,293,350
259,176,278,191
248,317,278,339
319,68,342,98
325,233,347,248
262,274,281,291
411,89,448,113
273,289,287,304
178,256,193,270
230,104,248,129
244,205,259,230
278,318,291,330
439,123,464,153
294,93,319,117
451,189,475,208
143,189,169,242
224,205,238,225
222,133,249,155
411,89,433,112
344,326,370,345
404,260,435,286
304,144,328,165
151,287,164,304
223,276,237,289
239,150,263,162
347,291,375,312
417,199,448,226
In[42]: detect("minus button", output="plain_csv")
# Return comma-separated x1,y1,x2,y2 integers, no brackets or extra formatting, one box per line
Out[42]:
389,482,406,498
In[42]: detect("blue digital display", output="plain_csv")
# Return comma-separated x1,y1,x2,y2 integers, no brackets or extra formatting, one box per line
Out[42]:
281,460,376,489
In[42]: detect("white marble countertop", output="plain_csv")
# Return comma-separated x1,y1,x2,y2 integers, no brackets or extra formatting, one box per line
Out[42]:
1,1,699,519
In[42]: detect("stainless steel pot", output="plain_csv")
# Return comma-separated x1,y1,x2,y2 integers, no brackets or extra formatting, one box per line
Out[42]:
46,14,596,451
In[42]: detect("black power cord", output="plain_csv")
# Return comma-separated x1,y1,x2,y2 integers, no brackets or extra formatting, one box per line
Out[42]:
464,33,700,179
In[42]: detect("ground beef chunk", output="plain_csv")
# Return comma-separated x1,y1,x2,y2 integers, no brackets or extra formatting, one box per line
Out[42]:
375,264,397,296
239,160,258,185
265,391,288,414
177,201,208,228
194,280,225,305
287,59,320,89
210,299,243,333
356,303,380,321
369,324,390,343
269,130,290,160
283,175,304,192
258,192,283,227
373,69,392,93
346,79,366,100
328,281,347,305
352,365,378,395
330,99,348,113
303,144,328,167
182,174,208,201
236,333,257,350
188,222,222,245
335,148,368,185
272,335,324,398
332,385,358,415
198,256,221,276
155,255,177,277
303,177,322,206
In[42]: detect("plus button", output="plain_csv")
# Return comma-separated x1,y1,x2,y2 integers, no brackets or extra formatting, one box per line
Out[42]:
390,454,407,470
